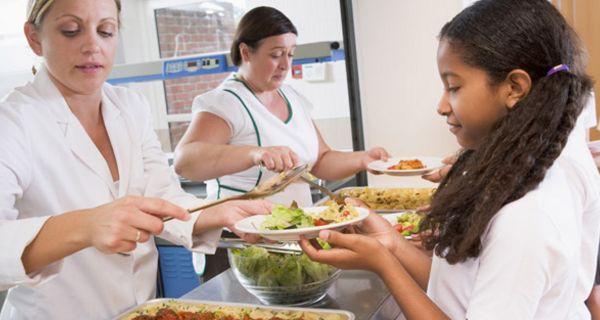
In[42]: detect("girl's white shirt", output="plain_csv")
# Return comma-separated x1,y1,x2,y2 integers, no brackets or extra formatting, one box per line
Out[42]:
426,103,600,319
0,66,220,319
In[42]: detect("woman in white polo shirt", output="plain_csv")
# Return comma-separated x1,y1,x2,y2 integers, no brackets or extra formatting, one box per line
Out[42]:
174,6,389,207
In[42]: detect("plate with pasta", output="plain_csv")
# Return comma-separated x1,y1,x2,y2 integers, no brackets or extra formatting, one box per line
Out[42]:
368,156,443,176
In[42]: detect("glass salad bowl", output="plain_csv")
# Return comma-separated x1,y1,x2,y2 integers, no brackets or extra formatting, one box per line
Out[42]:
227,246,340,306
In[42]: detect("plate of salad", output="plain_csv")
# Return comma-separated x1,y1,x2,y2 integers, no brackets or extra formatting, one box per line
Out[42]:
235,203,369,241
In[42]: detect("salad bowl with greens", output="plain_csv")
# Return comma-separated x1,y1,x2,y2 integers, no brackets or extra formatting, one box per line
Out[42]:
228,245,340,306
234,204,369,241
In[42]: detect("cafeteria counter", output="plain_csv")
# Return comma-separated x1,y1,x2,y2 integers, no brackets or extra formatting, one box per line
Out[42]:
181,269,402,320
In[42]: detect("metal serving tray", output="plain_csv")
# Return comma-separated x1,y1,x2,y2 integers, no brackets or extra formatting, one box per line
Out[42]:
115,298,355,320
316,186,435,213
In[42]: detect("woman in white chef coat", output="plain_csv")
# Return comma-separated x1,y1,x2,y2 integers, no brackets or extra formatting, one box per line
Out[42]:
0,0,271,319
301,1,600,319
174,6,389,207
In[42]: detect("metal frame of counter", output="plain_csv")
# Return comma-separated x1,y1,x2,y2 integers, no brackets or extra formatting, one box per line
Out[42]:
181,269,401,320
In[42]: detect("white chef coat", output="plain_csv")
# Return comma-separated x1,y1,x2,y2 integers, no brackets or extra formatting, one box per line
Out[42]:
426,109,600,319
0,66,222,319
192,76,319,206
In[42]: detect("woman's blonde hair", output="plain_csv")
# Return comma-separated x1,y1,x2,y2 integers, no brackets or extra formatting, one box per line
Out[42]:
27,0,122,27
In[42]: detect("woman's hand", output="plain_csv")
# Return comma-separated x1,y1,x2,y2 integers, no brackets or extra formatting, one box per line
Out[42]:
85,196,190,254
421,152,457,182
197,200,273,243
363,147,390,174
250,146,301,172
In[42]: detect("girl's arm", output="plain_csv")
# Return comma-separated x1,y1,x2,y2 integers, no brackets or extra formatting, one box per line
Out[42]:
391,236,433,289
377,251,449,320
345,210,433,289
311,124,389,180
300,230,448,319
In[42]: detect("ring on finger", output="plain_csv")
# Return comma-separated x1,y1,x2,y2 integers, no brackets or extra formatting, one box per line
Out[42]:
135,230,141,242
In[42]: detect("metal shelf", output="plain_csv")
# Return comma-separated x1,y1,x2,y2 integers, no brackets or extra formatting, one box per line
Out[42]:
108,41,343,85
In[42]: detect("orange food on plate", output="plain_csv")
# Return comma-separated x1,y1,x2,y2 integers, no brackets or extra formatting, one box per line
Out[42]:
387,159,425,170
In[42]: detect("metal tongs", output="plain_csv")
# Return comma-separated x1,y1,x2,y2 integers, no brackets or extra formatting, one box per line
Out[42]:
299,174,345,205
219,238,303,255
163,164,309,222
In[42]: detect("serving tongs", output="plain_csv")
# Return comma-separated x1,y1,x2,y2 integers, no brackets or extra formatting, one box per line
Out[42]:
163,164,310,222
299,174,345,205
219,238,303,255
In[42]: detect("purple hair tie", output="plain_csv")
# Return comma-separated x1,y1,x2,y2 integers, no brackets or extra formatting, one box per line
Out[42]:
546,64,570,76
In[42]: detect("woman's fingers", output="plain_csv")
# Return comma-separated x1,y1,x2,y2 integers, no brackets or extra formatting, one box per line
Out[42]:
240,233,262,244
237,199,273,214
117,197,189,235
416,204,431,213
374,147,391,161
344,197,370,209
132,197,190,221
259,146,299,172
290,152,301,168
88,197,192,254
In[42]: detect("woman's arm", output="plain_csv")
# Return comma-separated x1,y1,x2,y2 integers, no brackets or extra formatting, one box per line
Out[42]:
191,199,272,243
174,112,257,181
21,196,190,274
175,112,302,180
311,124,389,180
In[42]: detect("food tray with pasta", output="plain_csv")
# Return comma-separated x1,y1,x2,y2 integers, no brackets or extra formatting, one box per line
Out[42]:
115,299,354,320
317,187,435,212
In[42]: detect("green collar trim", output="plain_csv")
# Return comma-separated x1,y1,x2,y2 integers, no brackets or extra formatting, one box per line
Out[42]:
229,76,293,124
222,88,263,187
279,89,293,124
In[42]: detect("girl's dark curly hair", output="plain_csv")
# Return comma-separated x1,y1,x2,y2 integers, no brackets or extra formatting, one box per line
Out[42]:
421,0,593,264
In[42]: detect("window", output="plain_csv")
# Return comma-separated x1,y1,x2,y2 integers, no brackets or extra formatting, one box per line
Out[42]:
0,1,42,97
118,0,353,154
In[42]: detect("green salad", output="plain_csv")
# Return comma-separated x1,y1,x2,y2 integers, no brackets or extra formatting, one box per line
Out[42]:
260,204,359,231
394,211,424,236
229,246,336,287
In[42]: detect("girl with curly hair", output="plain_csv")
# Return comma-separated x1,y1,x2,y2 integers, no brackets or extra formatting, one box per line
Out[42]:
301,0,600,318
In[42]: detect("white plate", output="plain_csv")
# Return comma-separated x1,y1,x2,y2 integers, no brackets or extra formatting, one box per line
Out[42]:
368,156,443,176
235,206,370,241
380,211,419,239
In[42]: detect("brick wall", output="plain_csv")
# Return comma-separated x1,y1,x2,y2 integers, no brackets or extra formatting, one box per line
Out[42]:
155,4,235,148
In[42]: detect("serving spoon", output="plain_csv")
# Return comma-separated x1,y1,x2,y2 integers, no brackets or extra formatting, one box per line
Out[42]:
163,163,310,222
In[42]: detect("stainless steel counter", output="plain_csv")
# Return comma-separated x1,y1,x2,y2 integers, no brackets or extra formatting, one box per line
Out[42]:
182,269,401,320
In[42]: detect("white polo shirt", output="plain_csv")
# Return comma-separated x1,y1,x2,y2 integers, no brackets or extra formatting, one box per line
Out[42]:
426,99,600,319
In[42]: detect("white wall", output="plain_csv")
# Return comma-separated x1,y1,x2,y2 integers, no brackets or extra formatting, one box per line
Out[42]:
353,0,462,187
